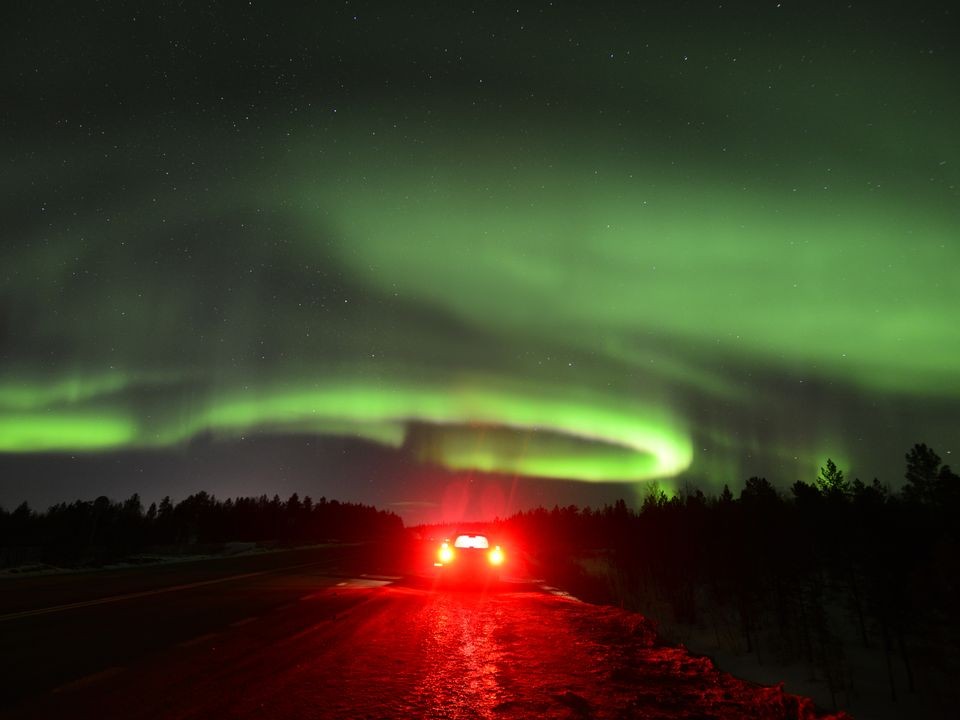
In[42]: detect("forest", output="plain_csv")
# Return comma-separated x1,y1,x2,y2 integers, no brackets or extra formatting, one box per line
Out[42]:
0,490,403,567
499,443,959,711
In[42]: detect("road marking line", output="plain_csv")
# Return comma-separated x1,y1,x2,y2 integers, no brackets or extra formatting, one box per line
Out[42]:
0,561,326,623
339,578,393,588
52,666,125,694
229,616,258,627
359,574,403,581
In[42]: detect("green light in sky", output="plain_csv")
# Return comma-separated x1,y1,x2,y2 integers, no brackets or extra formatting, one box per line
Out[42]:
0,413,135,452
296,135,959,397
198,378,693,481
0,375,692,482
2,4,958,494
0,376,124,410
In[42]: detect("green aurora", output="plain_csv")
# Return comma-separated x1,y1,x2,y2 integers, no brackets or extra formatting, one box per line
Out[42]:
1,2,957,508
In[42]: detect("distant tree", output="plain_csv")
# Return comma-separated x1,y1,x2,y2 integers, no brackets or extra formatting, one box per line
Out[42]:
122,493,143,518
791,480,821,509
851,478,887,508
718,484,734,505
937,464,959,507
7,501,34,546
641,482,668,512
816,459,850,499
740,476,778,504
685,488,707,509
286,493,301,513
676,482,706,509
611,498,629,519
903,443,956,506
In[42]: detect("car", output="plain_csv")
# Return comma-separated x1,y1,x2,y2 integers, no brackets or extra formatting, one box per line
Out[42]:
433,532,505,583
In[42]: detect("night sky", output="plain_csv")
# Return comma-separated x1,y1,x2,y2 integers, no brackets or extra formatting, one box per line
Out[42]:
2,1,957,522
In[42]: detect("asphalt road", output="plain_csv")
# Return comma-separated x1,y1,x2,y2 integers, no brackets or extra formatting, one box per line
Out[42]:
1,546,840,719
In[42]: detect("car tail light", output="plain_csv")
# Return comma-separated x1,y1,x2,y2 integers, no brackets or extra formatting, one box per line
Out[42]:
438,542,454,564
488,545,504,566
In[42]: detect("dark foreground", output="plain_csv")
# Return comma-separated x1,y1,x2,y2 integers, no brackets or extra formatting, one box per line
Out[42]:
1,546,843,719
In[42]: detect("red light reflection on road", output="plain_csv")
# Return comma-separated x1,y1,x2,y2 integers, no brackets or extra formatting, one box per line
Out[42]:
24,581,845,719
412,592,505,718
257,583,843,719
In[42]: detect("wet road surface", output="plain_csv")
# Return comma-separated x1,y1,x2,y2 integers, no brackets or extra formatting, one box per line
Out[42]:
2,551,843,719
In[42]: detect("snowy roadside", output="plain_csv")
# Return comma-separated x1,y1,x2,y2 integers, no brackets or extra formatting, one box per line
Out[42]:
659,606,945,720
542,552,950,720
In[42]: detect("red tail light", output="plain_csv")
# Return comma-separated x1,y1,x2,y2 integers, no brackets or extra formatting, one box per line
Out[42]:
438,542,454,564
488,545,504,566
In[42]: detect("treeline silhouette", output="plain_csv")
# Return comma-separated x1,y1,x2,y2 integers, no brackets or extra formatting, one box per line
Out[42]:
499,442,959,711
0,491,403,567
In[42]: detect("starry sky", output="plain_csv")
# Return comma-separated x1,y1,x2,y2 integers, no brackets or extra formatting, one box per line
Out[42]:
2,1,957,522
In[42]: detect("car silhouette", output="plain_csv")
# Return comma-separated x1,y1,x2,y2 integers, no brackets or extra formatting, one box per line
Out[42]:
433,532,505,582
